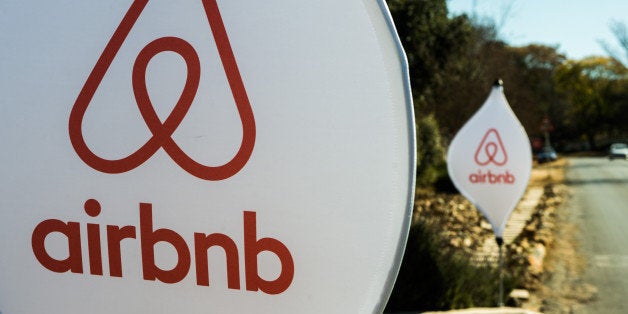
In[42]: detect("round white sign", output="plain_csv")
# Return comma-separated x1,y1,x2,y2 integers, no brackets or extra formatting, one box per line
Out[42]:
0,1,415,313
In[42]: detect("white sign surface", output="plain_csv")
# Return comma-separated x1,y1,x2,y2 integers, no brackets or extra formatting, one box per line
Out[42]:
0,1,415,313
447,83,531,238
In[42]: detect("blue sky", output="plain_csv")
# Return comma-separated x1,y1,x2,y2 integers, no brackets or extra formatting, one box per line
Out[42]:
447,0,628,60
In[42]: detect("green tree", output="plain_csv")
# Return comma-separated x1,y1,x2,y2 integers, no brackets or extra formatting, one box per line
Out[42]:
416,114,445,186
431,40,566,145
601,76,628,138
500,45,566,146
554,57,628,147
386,0,475,113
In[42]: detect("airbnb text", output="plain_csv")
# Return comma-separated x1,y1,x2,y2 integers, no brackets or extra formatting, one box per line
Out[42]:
31,200,294,295
468,169,515,184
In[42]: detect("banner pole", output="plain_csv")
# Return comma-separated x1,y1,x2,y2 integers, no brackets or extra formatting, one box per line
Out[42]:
496,236,505,307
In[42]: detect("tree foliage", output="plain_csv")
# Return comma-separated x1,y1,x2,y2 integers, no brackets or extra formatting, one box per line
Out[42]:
387,0,628,154
385,222,510,312
416,113,445,186
554,57,628,147
387,0,475,112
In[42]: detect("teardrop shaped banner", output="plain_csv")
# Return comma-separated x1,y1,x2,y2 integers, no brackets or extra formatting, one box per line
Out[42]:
0,1,415,314
447,83,532,238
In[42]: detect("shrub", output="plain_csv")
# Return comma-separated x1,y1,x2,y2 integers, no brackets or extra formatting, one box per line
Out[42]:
433,162,458,193
416,114,445,187
384,222,516,312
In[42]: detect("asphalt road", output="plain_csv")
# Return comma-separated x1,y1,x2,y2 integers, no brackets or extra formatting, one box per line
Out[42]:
566,157,628,313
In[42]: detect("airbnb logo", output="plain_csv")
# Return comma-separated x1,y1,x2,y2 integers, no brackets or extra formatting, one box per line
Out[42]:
69,0,256,181
468,128,515,185
32,200,294,295
474,128,507,166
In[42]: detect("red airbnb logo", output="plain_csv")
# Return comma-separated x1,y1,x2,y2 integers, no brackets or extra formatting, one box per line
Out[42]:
32,200,294,294
474,128,507,166
69,0,256,181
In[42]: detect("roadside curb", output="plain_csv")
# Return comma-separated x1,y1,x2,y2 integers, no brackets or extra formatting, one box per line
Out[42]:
471,186,545,265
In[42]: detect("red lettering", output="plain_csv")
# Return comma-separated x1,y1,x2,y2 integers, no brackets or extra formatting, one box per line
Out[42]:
107,225,137,277
505,170,515,184
488,171,499,184
31,200,294,294
194,233,240,289
85,199,103,275
32,219,83,273
140,203,191,284
468,169,516,185
244,211,294,295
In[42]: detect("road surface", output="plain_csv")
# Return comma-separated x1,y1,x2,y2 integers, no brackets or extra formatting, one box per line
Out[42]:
566,157,628,313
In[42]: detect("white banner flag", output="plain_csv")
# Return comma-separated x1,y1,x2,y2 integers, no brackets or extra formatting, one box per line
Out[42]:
447,82,532,238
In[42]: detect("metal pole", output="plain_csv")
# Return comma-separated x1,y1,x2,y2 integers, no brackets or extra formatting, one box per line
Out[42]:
496,236,505,307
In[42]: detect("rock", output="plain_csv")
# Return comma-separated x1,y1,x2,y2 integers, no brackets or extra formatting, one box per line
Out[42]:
463,237,473,247
528,243,546,274
450,238,461,248
481,221,492,230
510,288,530,300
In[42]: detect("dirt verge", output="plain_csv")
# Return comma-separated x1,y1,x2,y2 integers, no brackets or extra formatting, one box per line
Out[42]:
523,159,597,313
